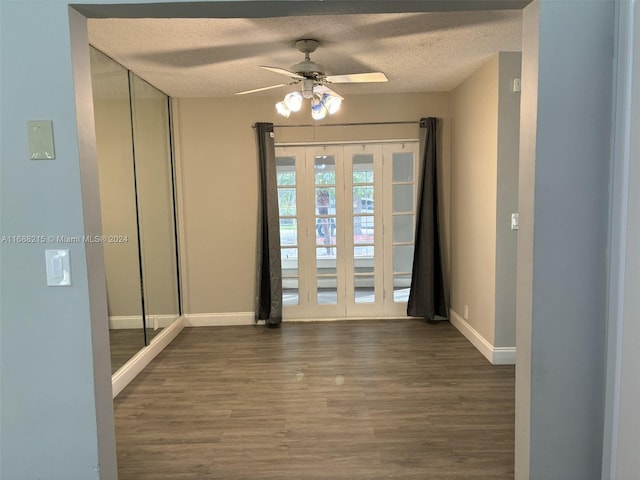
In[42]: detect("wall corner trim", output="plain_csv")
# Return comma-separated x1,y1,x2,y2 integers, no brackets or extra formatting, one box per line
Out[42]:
111,316,185,397
449,309,516,365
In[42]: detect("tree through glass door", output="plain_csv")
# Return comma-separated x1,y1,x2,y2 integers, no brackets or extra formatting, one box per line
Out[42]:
276,142,419,319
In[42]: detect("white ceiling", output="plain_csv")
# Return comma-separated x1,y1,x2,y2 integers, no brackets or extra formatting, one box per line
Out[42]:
88,10,522,98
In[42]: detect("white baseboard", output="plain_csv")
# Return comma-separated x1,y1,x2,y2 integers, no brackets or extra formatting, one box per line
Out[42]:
492,346,517,365
109,314,177,329
183,313,413,325
283,315,411,323
111,316,185,397
449,309,516,365
183,312,255,327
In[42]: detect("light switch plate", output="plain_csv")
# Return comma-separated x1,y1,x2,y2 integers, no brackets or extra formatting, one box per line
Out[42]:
512,78,522,93
511,213,520,230
27,120,55,160
45,249,71,286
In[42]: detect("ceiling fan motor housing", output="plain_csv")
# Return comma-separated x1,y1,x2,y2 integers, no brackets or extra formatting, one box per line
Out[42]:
292,39,324,78
291,59,324,78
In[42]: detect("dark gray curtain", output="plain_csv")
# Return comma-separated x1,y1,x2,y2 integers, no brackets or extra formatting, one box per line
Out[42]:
407,117,448,321
255,123,282,327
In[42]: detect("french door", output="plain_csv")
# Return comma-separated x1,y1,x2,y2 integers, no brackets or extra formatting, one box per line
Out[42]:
276,141,419,319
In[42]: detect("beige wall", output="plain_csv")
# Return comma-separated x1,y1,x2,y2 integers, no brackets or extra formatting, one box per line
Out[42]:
450,52,520,348
172,92,450,314
450,55,500,344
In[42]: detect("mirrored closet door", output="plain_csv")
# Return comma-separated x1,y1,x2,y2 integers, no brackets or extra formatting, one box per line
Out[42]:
90,47,181,374
129,73,180,344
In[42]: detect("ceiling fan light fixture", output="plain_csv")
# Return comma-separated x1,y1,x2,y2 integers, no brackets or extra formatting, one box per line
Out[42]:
311,94,328,120
323,94,342,115
238,38,387,120
284,91,303,112
276,89,340,121
275,101,291,118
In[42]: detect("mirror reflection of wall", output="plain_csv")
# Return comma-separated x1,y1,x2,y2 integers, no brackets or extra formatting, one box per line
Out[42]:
129,74,181,343
89,47,181,374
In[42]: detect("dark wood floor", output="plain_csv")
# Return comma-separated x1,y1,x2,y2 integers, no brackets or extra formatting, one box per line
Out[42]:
110,329,145,373
113,320,515,479
110,327,166,373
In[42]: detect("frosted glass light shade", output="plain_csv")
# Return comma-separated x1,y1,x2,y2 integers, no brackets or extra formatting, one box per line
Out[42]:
311,96,328,120
277,88,343,120
324,95,342,114
284,92,303,112
275,101,291,117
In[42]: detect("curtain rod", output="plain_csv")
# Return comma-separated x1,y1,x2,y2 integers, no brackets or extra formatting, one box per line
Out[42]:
253,120,420,129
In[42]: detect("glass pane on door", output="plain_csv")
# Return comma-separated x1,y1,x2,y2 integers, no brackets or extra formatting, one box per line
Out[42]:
317,275,338,304
280,219,298,245
315,184,335,255
277,153,301,308
353,154,374,183
393,274,412,302
316,216,336,251
278,188,296,216
350,151,377,306
315,156,335,184
281,245,298,306
386,144,419,311
314,155,338,308
355,275,375,303
354,215,374,241
392,152,414,182
353,186,374,212
393,245,414,273
393,184,414,213
393,215,414,243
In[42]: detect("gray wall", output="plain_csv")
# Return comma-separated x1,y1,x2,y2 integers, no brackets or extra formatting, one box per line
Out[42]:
0,4,116,480
516,1,613,478
494,52,521,348
604,0,640,477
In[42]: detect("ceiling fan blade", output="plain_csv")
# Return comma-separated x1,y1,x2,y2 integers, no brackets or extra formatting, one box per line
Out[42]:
235,84,287,95
325,72,388,84
314,84,343,99
260,65,305,80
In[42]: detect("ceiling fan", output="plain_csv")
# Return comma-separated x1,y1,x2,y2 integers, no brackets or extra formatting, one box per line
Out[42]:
235,39,388,119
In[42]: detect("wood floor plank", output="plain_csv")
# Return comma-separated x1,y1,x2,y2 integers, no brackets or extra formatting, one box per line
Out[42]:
114,319,515,479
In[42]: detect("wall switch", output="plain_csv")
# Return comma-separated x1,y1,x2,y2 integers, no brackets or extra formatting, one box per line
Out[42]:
27,120,55,160
513,78,522,93
511,213,520,230
464,305,469,320
45,249,71,286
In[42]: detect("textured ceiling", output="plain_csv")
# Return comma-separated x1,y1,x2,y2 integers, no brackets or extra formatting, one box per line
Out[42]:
88,10,522,98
